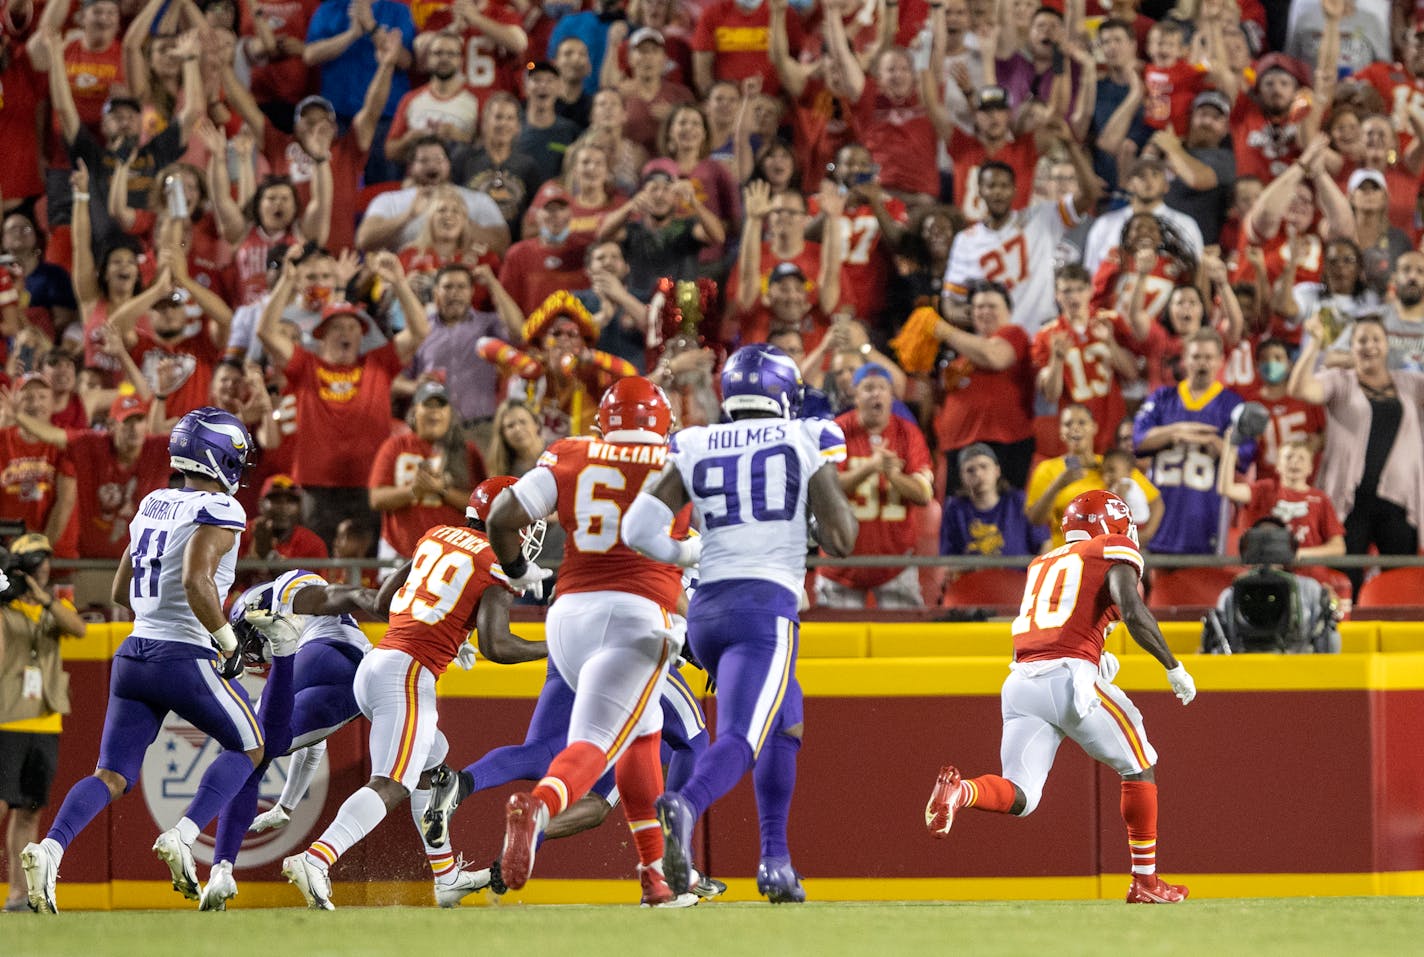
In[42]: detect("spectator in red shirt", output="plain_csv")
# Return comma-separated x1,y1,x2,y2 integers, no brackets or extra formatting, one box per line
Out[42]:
0,373,77,554
815,363,933,609
38,352,89,430
606,25,696,156
1235,337,1327,484
242,473,329,566
256,249,430,548
1033,263,1140,454
691,0,799,98
9,392,168,560
26,0,126,160
498,181,592,314
728,181,843,347
1220,436,1348,599
368,380,487,559
1141,19,1206,135
931,280,1037,490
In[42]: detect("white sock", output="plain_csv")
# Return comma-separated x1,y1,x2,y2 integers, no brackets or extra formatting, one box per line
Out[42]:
175,817,200,845
310,786,388,865
279,742,327,809
410,787,458,882
40,837,64,864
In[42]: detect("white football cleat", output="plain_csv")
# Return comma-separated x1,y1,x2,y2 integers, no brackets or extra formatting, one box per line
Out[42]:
153,828,201,900
435,865,493,908
199,860,238,911
21,841,59,914
249,805,291,832
282,853,335,910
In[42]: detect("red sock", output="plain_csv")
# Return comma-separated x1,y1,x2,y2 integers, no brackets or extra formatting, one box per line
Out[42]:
962,774,1018,813
1120,780,1158,875
532,741,606,817
614,732,665,866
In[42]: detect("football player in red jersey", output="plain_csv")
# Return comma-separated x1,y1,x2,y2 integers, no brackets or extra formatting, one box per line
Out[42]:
923,490,1198,905
281,476,547,910
484,376,695,906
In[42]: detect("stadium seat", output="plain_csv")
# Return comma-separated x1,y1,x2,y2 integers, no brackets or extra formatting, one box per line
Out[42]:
1356,568,1424,609
915,500,945,606
1146,567,1241,610
940,568,1028,611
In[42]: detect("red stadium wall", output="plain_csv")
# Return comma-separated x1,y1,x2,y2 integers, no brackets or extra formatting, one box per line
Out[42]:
8,623,1424,908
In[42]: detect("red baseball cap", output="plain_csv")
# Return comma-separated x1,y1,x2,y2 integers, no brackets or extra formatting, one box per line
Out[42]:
260,474,303,499
530,181,571,210
312,301,371,339
109,393,149,422
14,371,51,391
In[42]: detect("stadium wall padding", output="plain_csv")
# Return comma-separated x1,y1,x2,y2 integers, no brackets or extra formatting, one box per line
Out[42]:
7,622,1424,908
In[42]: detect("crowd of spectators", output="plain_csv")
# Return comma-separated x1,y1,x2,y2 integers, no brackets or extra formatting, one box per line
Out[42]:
2,0,1422,612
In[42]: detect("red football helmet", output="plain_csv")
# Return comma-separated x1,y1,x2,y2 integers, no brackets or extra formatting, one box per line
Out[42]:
1061,489,1138,544
467,475,519,524
597,376,672,444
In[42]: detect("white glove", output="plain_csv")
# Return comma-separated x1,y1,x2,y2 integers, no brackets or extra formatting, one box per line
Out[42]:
501,560,553,600
1166,664,1196,706
1098,650,1120,683
0,568,10,594
675,535,701,569
244,610,302,657
249,805,290,833
455,640,478,671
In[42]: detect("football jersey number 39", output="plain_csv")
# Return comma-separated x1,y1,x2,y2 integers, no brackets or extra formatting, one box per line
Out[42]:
1011,552,1084,636
390,539,476,625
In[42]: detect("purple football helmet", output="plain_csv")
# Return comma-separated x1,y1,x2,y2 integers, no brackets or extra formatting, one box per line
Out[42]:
170,406,252,494
720,344,804,419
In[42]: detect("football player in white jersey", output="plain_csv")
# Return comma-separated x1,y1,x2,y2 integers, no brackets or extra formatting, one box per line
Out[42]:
623,344,859,903
22,408,261,914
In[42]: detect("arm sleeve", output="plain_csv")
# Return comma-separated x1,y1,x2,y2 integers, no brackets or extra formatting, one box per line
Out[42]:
622,486,694,566
509,465,560,521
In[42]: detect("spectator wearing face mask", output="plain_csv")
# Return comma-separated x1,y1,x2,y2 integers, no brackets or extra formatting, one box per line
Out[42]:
1236,338,1325,486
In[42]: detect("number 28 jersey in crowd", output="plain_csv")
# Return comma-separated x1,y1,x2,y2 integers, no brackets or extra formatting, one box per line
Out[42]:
1011,535,1144,665
127,488,246,647
669,418,847,596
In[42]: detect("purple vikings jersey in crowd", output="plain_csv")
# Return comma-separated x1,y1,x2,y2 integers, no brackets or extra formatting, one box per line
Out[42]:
1133,382,1252,554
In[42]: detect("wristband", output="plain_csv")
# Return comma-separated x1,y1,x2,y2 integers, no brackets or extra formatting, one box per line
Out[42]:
72,191,91,201
502,555,529,581
210,622,238,655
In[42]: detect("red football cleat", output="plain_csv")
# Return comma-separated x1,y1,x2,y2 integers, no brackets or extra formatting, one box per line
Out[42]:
639,864,697,908
925,765,967,839
1125,873,1190,903
498,792,547,891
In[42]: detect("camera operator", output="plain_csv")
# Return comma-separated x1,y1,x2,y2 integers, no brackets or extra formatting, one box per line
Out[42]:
0,534,84,912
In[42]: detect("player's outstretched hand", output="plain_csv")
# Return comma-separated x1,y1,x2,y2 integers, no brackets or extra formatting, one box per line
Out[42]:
503,562,554,600
455,641,478,671
1166,664,1196,705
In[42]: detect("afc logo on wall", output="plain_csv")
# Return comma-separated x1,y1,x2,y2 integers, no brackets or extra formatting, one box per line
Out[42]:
140,674,328,868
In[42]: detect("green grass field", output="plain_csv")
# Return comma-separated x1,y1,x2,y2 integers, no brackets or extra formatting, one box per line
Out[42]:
14,899,1424,957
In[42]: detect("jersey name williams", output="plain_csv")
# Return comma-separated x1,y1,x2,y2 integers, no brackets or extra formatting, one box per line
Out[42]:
707,424,788,450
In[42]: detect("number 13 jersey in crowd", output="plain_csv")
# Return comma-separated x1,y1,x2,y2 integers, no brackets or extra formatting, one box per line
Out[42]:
127,488,246,647
383,525,505,676
512,436,686,612
669,418,847,596
1011,535,1144,665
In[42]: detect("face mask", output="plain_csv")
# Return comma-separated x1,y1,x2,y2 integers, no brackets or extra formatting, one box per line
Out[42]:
1260,359,1289,384
303,284,332,311
540,225,571,245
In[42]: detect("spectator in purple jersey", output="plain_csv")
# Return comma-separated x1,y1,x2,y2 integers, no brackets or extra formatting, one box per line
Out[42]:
940,444,1047,557
1133,329,1251,555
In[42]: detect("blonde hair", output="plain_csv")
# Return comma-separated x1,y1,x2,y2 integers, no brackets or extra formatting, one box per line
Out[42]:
410,185,476,253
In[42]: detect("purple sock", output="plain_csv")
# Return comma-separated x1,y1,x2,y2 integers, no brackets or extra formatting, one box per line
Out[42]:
465,740,559,792
184,750,260,832
213,655,296,864
46,775,115,851
754,732,800,860
213,771,260,865
677,737,754,819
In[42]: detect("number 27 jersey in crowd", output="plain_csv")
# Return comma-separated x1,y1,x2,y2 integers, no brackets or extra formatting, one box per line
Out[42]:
127,487,246,648
668,417,846,596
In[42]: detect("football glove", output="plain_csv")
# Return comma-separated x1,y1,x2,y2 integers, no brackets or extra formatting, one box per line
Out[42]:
455,640,478,671
1098,650,1120,683
1166,664,1196,705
